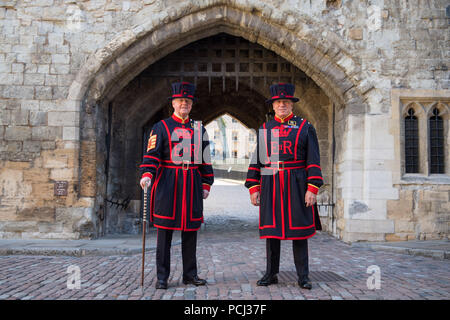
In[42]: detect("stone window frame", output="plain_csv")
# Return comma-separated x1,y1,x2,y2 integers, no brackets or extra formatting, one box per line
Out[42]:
392,89,450,185
403,105,420,173
428,106,446,174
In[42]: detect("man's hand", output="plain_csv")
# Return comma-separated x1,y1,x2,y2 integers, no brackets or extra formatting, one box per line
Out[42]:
140,177,152,190
305,191,317,207
250,191,260,206
203,190,209,199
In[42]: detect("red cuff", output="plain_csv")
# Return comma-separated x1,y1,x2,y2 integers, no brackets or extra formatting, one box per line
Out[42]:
249,185,260,195
307,184,319,195
142,172,153,180
202,183,211,192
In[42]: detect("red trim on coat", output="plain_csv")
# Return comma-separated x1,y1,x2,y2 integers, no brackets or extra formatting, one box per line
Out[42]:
279,171,285,238
160,165,199,169
173,169,178,219
153,224,183,231
152,169,177,221
306,164,321,170
140,164,158,168
142,172,152,179
246,178,260,183
249,185,260,195
182,170,187,229
263,165,305,171
144,155,160,161
307,184,319,194
202,183,211,192
294,119,307,161
191,173,202,222
260,230,316,240
200,173,214,177
259,175,276,229
150,167,164,222
288,170,316,230
266,160,305,164
263,122,269,162
307,176,323,180
274,112,294,123
161,120,172,161
171,113,190,124
196,121,201,164
154,224,201,232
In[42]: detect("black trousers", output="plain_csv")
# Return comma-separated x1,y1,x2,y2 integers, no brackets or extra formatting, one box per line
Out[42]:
156,228,198,281
265,238,309,279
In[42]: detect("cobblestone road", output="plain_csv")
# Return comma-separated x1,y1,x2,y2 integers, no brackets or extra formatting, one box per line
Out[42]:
0,181,449,300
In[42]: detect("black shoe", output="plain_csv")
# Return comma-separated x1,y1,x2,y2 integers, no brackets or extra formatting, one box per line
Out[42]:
155,279,168,289
256,273,278,286
298,276,312,290
183,275,207,286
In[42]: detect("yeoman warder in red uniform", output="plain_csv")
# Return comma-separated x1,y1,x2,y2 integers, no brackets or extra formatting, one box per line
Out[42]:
245,83,323,290
139,82,214,289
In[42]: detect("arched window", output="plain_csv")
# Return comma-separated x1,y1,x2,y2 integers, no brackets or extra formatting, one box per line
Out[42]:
429,108,445,174
404,108,419,173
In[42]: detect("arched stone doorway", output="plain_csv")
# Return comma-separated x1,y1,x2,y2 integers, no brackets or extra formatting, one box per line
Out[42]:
101,33,332,234
70,5,369,239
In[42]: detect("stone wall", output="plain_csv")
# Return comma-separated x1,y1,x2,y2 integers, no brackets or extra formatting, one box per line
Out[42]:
0,0,448,240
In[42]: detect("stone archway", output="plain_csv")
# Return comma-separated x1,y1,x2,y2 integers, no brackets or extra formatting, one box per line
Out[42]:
68,4,369,237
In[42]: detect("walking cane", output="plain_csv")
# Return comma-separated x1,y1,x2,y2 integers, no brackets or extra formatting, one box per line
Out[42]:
141,184,148,287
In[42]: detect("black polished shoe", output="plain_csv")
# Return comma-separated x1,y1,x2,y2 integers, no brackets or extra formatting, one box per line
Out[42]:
256,273,278,286
155,279,168,289
298,276,312,290
183,275,207,286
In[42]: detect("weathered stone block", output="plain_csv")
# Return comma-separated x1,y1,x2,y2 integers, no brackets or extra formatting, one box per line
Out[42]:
348,28,363,40
29,111,47,126
346,218,395,233
10,110,29,126
35,86,53,99
423,190,449,202
17,207,55,222
0,221,38,232
42,150,68,169
48,111,79,126
24,73,45,86
23,140,41,153
49,168,73,180
2,85,34,99
5,126,31,140
395,220,415,233
0,110,11,125
62,126,79,141
31,126,61,141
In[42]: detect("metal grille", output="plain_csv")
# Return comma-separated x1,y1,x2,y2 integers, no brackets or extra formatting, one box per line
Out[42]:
278,271,348,283
404,108,419,173
141,33,306,92
429,108,445,174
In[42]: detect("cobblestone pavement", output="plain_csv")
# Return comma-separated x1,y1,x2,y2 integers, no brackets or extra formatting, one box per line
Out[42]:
0,180,449,300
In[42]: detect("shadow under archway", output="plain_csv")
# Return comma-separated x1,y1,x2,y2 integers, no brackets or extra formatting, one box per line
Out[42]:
100,33,333,236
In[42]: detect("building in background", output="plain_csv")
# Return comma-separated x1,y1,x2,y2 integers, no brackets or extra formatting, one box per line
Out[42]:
205,114,256,168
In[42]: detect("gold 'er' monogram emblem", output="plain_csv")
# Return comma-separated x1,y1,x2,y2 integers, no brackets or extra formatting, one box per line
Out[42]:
288,120,297,126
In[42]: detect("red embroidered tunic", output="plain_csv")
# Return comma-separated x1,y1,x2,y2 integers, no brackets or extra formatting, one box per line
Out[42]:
245,113,323,239
140,114,214,231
